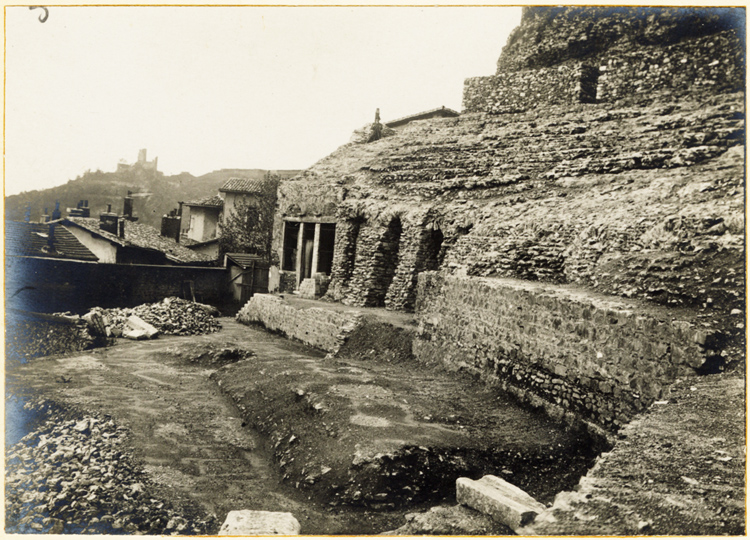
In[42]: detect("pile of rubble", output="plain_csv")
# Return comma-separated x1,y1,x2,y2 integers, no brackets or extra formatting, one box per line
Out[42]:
5,400,218,535
81,297,222,340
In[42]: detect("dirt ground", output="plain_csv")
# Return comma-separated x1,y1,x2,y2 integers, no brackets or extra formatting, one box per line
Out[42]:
6,317,600,535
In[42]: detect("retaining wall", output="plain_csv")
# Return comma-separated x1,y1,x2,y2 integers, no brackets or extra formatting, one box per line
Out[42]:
236,294,363,352
413,272,721,432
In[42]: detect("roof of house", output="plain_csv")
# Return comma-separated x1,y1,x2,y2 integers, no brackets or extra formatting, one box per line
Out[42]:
186,238,219,249
385,106,460,128
225,252,266,269
183,194,224,208
219,177,270,194
63,217,214,264
5,220,99,261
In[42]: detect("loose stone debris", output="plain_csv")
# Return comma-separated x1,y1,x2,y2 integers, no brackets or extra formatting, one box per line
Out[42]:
4,398,219,535
80,297,222,339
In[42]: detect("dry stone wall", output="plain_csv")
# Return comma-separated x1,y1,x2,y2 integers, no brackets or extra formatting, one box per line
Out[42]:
596,31,743,102
236,294,363,352
413,273,723,432
463,63,598,114
464,7,744,114
496,7,743,74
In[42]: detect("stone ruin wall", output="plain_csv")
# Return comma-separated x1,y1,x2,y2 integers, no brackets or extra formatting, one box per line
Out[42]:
236,294,363,352
272,175,341,293
464,29,742,113
261,6,744,436
463,63,599,114
413,273,723,433
327,206,443,311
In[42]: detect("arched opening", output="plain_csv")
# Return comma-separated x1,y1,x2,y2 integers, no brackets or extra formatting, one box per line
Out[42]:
422,228,445,271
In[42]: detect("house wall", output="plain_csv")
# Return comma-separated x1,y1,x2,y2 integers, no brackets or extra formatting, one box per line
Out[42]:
187,207,220,242
5,255,229,314
222,192,259,221
64,226,117,263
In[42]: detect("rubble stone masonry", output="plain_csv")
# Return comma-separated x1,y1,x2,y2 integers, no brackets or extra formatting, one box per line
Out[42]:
236,294,363,353
463,63,599,114
413,273,722,432
464,8,743,115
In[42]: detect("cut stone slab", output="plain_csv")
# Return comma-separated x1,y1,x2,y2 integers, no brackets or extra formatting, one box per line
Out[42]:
122,315,159,340
218,510,301,536
456,475,546,532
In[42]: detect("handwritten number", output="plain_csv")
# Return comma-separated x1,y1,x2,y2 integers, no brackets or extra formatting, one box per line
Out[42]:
29,6,49,23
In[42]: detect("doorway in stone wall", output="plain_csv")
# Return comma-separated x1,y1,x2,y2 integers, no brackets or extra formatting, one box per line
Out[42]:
422,228,445,271
372,216,402,306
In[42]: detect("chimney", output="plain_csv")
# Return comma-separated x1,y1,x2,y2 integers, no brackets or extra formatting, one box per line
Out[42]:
123,191,134,219
42,207,50,223
51,200,61,221
118,218,126,238
99,205,119,235
68,200,91,218
161,209,181,243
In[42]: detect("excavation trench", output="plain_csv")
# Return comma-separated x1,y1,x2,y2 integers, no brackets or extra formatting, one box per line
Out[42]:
6,318,604,535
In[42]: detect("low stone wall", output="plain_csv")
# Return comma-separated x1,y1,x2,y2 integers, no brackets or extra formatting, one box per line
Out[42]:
236,294,363,352
463,63,598,114
413,273,721,432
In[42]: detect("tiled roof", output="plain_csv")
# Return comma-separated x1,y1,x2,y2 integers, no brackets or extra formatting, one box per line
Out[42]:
219,177,270,194
225,253,266,269
184,194,224,208
64,217,214,264
5,220,99,261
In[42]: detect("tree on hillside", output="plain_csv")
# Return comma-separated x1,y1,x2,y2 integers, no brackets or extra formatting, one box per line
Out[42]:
218,174,279,261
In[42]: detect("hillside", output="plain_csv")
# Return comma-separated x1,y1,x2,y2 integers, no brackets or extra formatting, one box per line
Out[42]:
5,167,300,230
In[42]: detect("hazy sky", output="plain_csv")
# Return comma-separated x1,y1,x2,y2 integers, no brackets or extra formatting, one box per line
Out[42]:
5,6,522,196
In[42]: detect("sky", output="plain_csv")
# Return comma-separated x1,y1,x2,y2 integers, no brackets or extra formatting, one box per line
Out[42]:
4,5,522,196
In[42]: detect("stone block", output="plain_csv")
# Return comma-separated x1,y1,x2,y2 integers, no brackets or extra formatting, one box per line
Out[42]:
456,475,546,532
218,510,301,536
122,315,159,340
